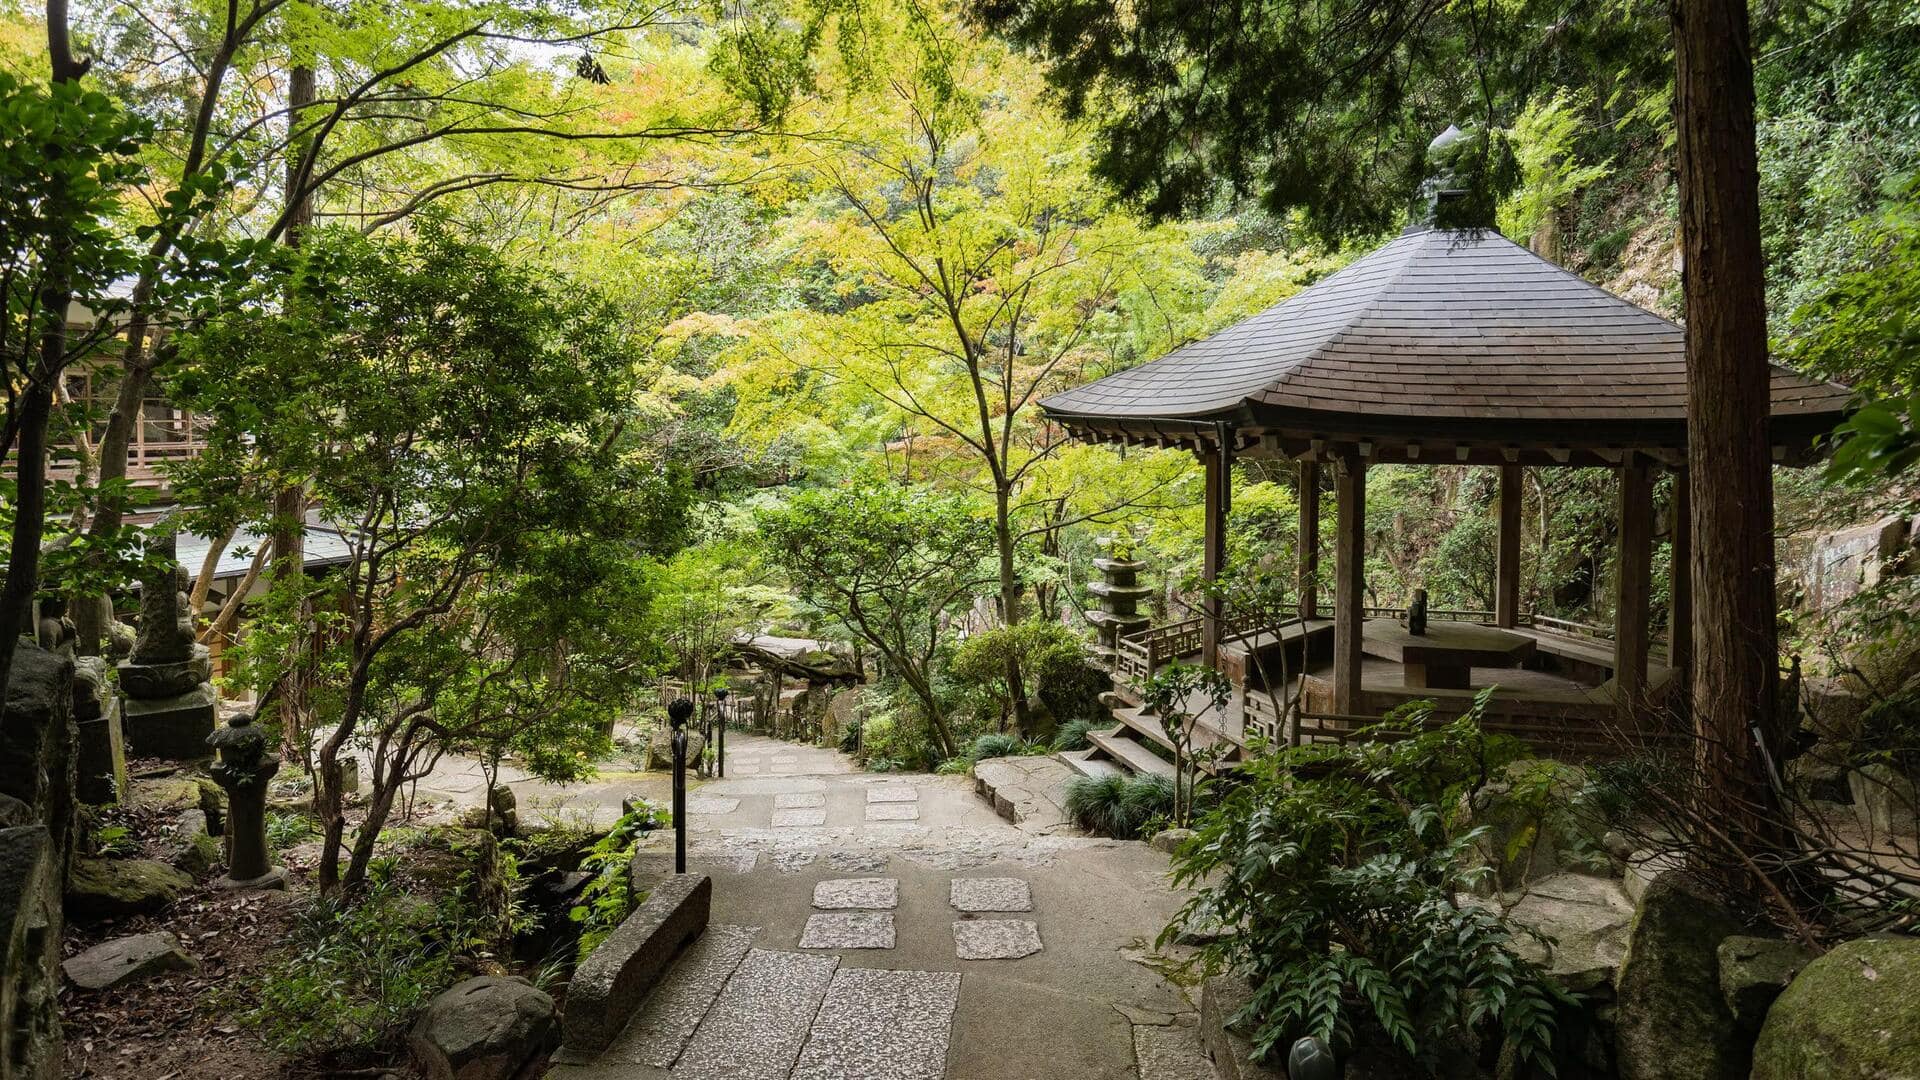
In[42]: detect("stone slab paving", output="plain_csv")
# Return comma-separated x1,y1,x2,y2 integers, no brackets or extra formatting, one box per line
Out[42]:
789,967,962,1080
687,796,741,815
811,877,899,910
771,808,826,828
774,792,825,809
674,948,840,1080
867,785,919,803
865,803,920,822
1131,1023,1215,1080
603,924,759,1069
771,754,798,763
949,877,1033,913
731,765,762,775
951,919,1043,960
799,911,896,949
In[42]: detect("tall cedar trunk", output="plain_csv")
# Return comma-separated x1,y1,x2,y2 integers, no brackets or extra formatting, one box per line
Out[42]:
1672,0,1790,869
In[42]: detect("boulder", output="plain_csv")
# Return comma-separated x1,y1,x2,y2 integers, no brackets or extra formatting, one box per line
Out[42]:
1785,748,1852,806
409,975,556,1080
643,727,706,773
1613,872,1748,1080
166,808,222,877
1751,936,1920,1080
65,858,192,922
1848,762,1918,848
62,930,196,991
1150,827,1195,854
1504,872,1636,992
1717,935,1817,1034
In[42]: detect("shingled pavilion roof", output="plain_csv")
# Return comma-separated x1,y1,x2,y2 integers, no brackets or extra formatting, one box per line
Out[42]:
1040,226,1853,465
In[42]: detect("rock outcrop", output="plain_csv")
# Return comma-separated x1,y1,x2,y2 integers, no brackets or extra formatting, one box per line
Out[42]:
1613,872,1748,1080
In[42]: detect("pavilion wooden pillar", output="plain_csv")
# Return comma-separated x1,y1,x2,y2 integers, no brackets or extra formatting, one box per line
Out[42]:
1331,453,1366,714
1613,453,1654,713
1297,460,1320,620
1669,465,1693,682
1200,432,1232,670
1495,463,1523,627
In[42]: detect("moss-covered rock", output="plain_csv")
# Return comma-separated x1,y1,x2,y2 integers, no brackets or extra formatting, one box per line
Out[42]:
65,857,192,922
1717,935,1816,1034
1462,759,1609,890
1613,872,1748,1080
1751,936,1920,1080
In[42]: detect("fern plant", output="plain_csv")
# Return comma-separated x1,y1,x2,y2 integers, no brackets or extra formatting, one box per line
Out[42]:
1163,701,1575,1075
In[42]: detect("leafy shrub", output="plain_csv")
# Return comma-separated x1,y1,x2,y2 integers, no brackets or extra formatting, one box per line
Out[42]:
266,809,320,851
1050,718,1096,752
838,716,863,754
1164,699,1573,1074
1065,773,1175,839
948,621,1106,725
570,805,668,963
237,879,460,1056
967,732,1025,761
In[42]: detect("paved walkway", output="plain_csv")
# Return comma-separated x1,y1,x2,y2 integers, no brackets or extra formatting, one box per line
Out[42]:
547,734,1211,1080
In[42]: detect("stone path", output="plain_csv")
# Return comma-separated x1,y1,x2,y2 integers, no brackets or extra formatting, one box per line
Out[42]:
547,733,1213,1079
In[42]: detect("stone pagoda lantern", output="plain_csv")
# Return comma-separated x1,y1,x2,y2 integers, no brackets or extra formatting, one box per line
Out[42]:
207,712,288,890
1086,541,1152,667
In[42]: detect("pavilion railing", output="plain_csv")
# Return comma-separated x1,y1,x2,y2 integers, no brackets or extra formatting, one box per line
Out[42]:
1115,616,1205,686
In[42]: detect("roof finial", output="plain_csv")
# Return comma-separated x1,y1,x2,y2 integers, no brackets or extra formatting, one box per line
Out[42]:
1408,124,1479,233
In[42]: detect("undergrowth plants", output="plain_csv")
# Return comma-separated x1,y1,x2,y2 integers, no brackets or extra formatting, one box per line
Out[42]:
1163,693,1576,1075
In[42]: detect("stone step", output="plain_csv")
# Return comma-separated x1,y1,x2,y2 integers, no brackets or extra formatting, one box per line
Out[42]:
1056,748,1125,780
1113,706,1242,763
790,967,962,1080
600,924,757,1069
673,948,839,1080
1084,727,1177,780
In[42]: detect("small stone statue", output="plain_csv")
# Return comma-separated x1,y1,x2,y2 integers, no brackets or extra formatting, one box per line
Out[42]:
35,596,76,657
132,531,197,665
1408,587,1429,636
206,711,287,890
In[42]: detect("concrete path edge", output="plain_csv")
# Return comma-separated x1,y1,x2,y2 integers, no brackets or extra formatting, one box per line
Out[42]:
558,872,712,1061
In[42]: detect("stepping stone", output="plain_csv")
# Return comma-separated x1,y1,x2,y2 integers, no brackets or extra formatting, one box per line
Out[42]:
800,912,896,950
771,754,799,763
867,786,918,803
865,803,919,822
62,931,196,991
1131,1023,1215,1080
949,877,1032,912
732,765,762,775
772,808,827,828
952,919,1042,960
604,924,758,1068
675,948,839,1080
812,878,899,910
687,796,740,815
693,852,758,875
791,968,963,1080
776,792,825,809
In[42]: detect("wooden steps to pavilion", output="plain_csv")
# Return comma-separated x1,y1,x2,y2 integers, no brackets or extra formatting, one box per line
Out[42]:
1082,726,1176,780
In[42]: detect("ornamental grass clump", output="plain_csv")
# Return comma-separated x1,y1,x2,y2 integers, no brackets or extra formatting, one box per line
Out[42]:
1065,772,1175,839
1164,692,1576,1075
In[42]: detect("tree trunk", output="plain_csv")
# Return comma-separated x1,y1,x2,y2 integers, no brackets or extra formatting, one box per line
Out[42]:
272,63,317,764
1672,0,1789,872
994,485,1034,737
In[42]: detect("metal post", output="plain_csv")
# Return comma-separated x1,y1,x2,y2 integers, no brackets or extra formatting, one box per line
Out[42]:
713,687,729,779
669,696,692,875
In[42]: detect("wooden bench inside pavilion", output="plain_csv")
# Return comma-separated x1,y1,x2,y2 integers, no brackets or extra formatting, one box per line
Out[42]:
1045,194,1852,781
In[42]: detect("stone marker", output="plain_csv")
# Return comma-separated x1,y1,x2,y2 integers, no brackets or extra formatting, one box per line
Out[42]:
62,931,196,991
119,533,217,760
952,919,1042,960
207,711,288,891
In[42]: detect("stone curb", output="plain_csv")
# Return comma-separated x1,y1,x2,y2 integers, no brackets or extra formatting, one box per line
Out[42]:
557,872,711,1061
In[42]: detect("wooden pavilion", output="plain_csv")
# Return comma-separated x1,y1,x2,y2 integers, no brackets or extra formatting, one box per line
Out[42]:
1041,218,1852,774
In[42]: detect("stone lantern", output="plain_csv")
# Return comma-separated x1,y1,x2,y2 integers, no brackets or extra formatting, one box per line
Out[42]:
206,712,288,890
1086,553,1152,667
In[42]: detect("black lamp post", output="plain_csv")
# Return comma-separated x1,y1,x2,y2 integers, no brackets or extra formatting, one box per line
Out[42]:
713,687,729,778
668,696,693,874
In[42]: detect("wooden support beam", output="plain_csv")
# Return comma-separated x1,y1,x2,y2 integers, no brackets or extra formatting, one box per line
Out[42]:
1496,463,1523,628
1297,460,1320,620
1669,465,1693,683
1613,453,1654,714
1332,454,1366,714
1200,433,1231,669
